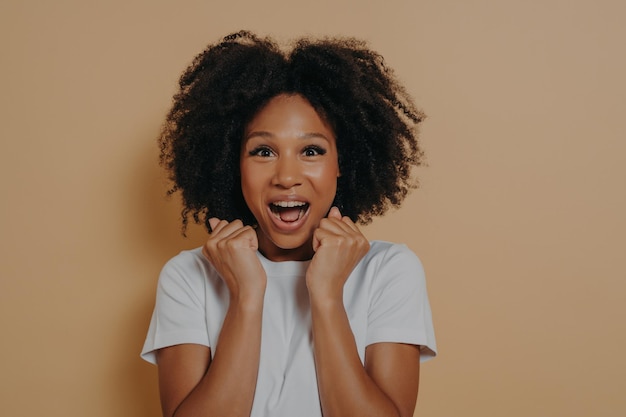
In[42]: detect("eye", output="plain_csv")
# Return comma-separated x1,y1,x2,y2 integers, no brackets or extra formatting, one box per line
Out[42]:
249,146,274,157
303,146,327,157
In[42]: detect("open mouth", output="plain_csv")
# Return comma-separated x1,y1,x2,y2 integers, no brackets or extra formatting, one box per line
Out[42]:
270,201,309,223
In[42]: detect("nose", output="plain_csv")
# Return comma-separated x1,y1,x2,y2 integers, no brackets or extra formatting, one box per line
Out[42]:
272,155,302,188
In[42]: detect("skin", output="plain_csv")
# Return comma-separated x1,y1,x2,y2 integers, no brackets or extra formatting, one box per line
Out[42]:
156,94,421,417
240,94,341,262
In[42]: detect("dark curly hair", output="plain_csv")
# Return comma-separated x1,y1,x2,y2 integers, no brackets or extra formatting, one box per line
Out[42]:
159,30,425,233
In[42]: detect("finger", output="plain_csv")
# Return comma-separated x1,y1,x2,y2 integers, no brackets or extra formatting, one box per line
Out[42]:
314,219,369,252
340,215,360,232
312,240,320,253
204,223,257,258
210,219,245,239
318,216,354,235
313,224,349,245
328,206,342,220
221,225,259,250
209,219,230,235
312,231,321,252
208,217,221,232
312,227,328,253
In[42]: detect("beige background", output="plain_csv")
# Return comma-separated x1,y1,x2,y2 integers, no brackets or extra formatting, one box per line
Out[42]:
1,1,624,416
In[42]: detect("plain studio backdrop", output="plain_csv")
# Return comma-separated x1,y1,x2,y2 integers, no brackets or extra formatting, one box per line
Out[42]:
1,1,624,416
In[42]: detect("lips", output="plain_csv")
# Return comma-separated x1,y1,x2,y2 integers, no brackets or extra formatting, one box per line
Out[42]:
270,201,310,223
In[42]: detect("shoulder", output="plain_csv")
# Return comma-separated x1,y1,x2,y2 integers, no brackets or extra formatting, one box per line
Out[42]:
362,240,424,275
158,247,218,293
161,247,208,273
347,240,425,293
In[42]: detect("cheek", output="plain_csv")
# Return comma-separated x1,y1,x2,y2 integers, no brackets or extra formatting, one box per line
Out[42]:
306,164,339,195
239,164,261,205
308,155,339,177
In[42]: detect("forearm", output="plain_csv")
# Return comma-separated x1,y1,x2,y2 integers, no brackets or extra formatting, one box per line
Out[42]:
174,296,263,417
310,296,401,417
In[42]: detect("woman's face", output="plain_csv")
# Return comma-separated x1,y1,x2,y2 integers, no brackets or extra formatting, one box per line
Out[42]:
240,94,340,261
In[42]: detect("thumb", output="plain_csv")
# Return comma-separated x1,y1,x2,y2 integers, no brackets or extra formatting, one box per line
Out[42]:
312,233,321,252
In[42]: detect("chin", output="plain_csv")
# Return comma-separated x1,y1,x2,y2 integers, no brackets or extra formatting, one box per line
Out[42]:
259,230,314,261
270,234,311,251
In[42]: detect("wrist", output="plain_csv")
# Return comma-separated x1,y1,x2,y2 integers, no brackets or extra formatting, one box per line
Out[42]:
229,289,265,312
308,290,344,312
306,275,344,302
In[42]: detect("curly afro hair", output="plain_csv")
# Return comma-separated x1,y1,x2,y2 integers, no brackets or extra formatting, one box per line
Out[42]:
159,30,425,233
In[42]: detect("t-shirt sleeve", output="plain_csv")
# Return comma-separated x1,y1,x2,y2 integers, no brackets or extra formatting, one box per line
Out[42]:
366,244,437,361
140,254,210,364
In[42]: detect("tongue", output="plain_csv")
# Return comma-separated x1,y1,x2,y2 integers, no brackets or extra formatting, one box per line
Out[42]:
278,207,301,222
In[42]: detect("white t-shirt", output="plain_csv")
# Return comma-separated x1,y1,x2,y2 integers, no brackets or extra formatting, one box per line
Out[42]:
141,240,437,417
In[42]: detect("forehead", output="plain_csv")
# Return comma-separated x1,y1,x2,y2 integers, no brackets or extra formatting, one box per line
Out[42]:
244,94,335,141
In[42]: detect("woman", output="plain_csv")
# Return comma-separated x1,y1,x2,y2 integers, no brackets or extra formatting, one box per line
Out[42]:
142,30,437,417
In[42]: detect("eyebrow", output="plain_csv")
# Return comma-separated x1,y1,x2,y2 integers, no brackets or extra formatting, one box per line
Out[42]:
244,131,331,141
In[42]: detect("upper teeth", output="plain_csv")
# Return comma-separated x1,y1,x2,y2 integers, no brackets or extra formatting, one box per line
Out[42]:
273,201,307,208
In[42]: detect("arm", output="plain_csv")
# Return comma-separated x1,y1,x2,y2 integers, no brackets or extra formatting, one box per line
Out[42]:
157,218,266,417
310,299,420,417
307,207,421,417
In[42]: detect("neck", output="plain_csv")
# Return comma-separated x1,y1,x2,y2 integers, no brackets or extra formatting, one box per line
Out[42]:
256,231,314,262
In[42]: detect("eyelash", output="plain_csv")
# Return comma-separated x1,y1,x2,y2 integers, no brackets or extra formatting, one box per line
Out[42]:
248,146,327,157
249,146,273,157
303,146,327,157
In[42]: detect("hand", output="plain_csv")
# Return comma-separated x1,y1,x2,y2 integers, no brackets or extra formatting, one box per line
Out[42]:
306,207,370,300
202,218,267,302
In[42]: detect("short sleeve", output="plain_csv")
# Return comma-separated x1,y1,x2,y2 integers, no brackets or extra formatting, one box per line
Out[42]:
366,244,437,361
140,254,210,364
